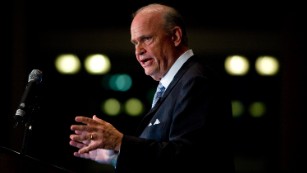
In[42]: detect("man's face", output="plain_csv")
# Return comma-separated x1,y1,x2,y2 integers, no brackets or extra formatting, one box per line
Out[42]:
130,12,175,81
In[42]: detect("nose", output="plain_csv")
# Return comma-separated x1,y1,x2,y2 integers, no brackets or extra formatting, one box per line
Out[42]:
135,44,145,56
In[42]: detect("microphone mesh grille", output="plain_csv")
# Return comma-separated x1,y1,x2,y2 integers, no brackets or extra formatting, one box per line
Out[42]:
28,69,43,83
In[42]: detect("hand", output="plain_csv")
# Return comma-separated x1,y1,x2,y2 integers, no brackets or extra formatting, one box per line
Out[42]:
69,115,123,155
71,147,118,166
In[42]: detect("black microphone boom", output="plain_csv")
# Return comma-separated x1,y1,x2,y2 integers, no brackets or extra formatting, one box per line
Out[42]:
14,69,43,126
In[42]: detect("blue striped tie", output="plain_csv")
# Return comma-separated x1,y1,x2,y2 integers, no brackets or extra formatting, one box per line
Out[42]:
152,83,165,108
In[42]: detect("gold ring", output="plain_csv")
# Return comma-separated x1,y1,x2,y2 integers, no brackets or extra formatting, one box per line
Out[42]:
90,134,94,140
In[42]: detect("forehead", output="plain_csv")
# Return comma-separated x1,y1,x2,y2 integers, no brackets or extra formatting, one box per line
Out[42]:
130,12,163,38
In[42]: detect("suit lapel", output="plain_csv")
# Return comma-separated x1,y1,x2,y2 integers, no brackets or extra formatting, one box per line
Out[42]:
135,57,196,136
135,107,157,135
161,57,194,100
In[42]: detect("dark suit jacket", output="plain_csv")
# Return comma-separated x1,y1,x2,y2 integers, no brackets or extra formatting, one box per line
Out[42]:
116,55,235,173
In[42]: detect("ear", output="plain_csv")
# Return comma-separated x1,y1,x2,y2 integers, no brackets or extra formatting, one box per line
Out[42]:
171,26,182,47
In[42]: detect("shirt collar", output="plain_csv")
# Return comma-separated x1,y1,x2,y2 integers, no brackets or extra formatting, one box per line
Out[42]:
160,49,194,88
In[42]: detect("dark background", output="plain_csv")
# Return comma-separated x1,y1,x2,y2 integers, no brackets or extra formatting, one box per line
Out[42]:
1,0,306,173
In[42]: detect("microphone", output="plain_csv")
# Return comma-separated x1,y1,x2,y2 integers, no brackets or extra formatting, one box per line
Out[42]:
14,69,43,126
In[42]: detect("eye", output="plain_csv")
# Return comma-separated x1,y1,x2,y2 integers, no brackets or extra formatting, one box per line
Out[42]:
143,36,153,45
131,36,153,47
131,41,135,45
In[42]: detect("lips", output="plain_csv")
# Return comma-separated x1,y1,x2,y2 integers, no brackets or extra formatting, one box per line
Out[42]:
140,57,154,67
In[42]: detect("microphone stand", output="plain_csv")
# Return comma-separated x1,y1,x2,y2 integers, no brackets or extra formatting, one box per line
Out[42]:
16,96,41,156
11,99,74,173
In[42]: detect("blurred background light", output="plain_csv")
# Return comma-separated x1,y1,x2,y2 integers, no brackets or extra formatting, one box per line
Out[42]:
232,100,245,118
101,98,121,116
255,55,279,76
124,98,144,117
109,74,132,92
225,55,250,76
249,101,266,118
55,54,81,74
84,54,111,74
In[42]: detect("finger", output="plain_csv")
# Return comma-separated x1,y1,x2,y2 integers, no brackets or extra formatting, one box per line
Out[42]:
78,143,98,154
92,115,105,124
75,116,95,125
74,130,84,135
70,133,93,144
92,115,110,127
69,134,78,141
73,152,90,159
71,124,91,131
69,140,86,149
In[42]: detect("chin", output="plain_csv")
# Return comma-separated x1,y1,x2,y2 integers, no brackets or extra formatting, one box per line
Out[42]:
144,69,152,76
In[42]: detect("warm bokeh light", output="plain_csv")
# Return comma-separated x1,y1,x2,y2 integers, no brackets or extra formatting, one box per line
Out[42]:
249,101,266,118
225,55,250,76
124,98,144,117
101,98,121,116
55,54,81,74
231,100,244,118
84,54,111,74
255,55,279,76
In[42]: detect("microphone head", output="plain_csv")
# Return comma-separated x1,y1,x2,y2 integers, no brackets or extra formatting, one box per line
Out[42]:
28,69,43,84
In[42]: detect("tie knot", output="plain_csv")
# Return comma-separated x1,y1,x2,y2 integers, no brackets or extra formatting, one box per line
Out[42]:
157,83,165,93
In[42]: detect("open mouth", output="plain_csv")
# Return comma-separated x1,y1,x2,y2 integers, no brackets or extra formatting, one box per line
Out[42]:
140,57,153,67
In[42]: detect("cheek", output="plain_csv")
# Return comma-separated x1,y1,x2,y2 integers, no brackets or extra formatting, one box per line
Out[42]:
145,61,158,74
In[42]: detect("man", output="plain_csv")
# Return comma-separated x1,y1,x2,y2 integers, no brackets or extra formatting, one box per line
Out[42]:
69,3,235,173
